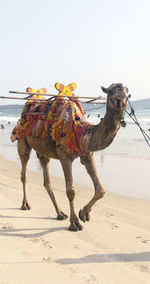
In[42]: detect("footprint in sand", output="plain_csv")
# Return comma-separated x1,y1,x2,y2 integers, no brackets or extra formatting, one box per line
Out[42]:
65,267,77,274
73,244,80,249
85,274,99,284
140,265,150,272
31,237,53,248
136,236,149,244
41,239,53,248
42,256,53,263
111,223,119,230
1,223,14,230
142,240,149,244
31,237,40,244
135,264,150,273
106,212,114,217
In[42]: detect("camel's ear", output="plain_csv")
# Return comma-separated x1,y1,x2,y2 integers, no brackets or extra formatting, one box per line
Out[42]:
26,87,32,93
101,86,108,93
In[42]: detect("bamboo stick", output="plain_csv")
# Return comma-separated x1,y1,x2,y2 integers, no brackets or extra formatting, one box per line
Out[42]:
0,95,106,104
0,96,46,101
9,91,106,100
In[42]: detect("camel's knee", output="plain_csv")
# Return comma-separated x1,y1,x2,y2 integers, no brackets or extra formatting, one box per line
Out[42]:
80,153,93,165
20,154,30,184
37,154,49,166
20,153,30,164
95,188,106,200
66,189,75,201
43,180,51,189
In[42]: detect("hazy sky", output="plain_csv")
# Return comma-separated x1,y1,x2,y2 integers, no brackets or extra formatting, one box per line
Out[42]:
0,0,150,104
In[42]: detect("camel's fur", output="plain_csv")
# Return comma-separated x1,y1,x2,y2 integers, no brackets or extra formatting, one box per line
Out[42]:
12,83,128,231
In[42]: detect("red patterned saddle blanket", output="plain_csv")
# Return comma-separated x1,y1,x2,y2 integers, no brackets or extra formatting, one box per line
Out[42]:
47,99,94,154
15,101,50,139
11,98,94,154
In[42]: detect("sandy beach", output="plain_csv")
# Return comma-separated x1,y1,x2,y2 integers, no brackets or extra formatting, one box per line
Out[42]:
0,153,150,284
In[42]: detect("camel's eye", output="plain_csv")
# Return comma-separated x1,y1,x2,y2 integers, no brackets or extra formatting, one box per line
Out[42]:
116,84,122,89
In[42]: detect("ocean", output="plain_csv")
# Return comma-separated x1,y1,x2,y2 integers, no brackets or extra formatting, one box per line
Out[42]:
0,99,150,200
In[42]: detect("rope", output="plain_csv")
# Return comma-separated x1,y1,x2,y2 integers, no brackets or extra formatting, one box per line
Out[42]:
84,98,150,148
125,98,150,147
84,104,105,112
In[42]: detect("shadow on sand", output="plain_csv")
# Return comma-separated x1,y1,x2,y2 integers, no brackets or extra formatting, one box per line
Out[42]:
0,212,68,238
56,251,150,264
0,225,68,238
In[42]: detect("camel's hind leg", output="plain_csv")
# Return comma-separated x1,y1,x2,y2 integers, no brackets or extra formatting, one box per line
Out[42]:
17,139,32,210
79,154,105,222
36,153,68,220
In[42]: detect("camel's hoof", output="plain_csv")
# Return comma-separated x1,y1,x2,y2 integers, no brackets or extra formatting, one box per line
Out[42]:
57,212,68,220
79,209,90,222
69,222,83,232
21,204,31,210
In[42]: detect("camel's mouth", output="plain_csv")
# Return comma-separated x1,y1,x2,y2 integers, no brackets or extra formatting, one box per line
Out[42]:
108,94,128,110
116,98,121,108
116,95,128,108
112,87,129,109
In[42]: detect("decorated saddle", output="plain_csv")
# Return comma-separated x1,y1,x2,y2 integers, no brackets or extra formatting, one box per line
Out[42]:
13,87,49,139
11,83,94,154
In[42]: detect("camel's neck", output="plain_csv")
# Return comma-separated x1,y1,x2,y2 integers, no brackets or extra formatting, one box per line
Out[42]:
88,106,124,152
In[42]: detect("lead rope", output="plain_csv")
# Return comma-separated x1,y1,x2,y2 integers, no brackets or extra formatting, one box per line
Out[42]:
124,96,150,147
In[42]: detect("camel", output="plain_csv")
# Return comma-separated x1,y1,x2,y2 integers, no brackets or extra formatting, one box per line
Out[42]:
11,83,129,231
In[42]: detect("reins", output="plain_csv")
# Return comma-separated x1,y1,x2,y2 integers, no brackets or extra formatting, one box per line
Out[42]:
84,94,150,148
124,96,150,147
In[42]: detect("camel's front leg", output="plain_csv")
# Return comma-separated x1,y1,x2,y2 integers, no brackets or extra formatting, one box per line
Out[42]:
17,139,31,210
79,154,105,222
60,157,83,231
37,153,68,220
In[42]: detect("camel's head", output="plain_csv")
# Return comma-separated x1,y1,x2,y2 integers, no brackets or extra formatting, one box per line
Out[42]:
101,83,129,110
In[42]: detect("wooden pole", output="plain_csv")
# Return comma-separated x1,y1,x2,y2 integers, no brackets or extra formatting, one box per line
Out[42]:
9,91,106,100
0,96,45,101
0,95,105,104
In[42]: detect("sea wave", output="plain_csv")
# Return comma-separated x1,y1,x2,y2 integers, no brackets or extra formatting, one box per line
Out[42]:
86,115,150,126
0,116,19,124
125,117,150,125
